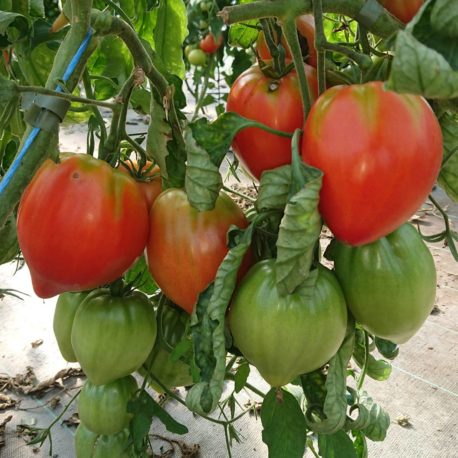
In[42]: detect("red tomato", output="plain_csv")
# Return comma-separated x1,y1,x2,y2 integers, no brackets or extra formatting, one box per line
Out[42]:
379,0,424,24
17,154,149,298
227,64,318,180
301,82,442,246
200,33,223,54
256,15,317,68
146,189,249,314
118,160,162,210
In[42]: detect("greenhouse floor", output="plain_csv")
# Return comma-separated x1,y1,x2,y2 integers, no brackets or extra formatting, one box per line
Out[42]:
0,119,457,458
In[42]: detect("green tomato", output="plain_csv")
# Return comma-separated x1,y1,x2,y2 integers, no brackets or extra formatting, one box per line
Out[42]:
329,223,436,344
71,289,157,385
187,49,207,67
78,375,138,435
198,19,208,30
200,1,212,12
184,43,197,58
53,291,89,362
229,261,348,387
0,214,19,264
140,301,193,392
75,424,132,458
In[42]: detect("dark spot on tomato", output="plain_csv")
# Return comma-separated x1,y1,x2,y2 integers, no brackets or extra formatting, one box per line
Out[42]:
72,172,79,180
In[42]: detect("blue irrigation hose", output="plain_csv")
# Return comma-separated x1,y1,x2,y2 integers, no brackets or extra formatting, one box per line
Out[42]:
0,28,94,196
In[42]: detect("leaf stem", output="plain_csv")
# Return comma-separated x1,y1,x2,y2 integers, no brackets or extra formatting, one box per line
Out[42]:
17,85,117,109
357,330,370,390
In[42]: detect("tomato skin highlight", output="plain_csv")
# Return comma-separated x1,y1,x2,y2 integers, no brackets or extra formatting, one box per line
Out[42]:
227,64,318,180
17,154,149,298
229,261,347,387
301,82,442,246
330,223,436,344
147,189,249,314
200,33,223,54
379,0,424,24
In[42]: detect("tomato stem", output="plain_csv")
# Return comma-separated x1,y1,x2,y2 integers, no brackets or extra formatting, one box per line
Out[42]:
282,16,312,121
220,0,401,38
312,0,327,95
356,330,370,390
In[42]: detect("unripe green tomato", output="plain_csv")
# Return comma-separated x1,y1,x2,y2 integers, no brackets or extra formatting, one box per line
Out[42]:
229,261,348,387
78,375,138,435
184,43,197,58
199,19,208,30
200,1,212,12
53,291,89,362
71,288,157,385
74,424,131,458
187,49,207,67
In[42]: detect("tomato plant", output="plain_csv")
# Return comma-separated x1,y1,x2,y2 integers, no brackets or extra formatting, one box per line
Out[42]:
200,33,223,54
229,260,347,387
147,189,249,314
0,1,455,457
302,82,443,245
17,154,149,298
379,0,424,24
329,223,436,344
227,63,318,180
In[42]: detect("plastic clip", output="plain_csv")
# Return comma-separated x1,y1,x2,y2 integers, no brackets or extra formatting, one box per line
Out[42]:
357,0,386,30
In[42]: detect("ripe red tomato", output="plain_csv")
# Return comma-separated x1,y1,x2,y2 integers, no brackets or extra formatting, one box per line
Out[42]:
227,64,318,180
301,82,442,246
146,189,249,314
379,0,424,24
256,15,317,68
200,33,223,54
17,154,149,298
118,160,162,210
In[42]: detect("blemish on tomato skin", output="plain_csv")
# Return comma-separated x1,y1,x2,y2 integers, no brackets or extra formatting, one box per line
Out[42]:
72,172,80,180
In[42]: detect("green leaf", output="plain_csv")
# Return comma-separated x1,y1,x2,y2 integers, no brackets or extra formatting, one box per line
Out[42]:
128,390,188,450
438,112,458,202
225,48,253,86
153,0,187,78
357,392,390,442
186,224,254,414
0,11,28,38
228,0,258,48
275,172,322,296
387,31,458,99
124,255,158,295
234,362,250,393
184,128,222,211
318,431,358,458
256,165,292,212
30,0,44,17
305,324,355,434
352,431,368,458
261,388,307,458
431,0,458,38
353,333,392,382
374,337,399,360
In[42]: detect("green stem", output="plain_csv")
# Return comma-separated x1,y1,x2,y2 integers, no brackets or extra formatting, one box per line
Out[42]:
104,15,186,153
17,85,117,110
223,425,233,458
222,186,256,203
82,69,107,154
318,41,372,69
312,0,327,95
192,58,213,121
358,24,371,54
357,331,370,390
225,373,266,398
103,0,135,29
282,16,311,120
220,0,401,38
